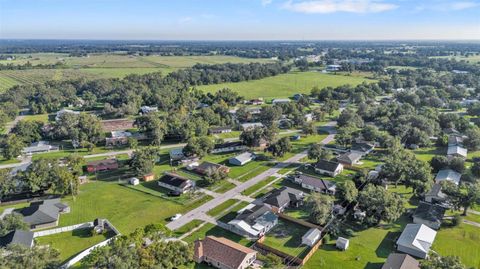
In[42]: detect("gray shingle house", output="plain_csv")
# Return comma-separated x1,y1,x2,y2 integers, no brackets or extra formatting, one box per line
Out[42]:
228,204,278,238
261,187,304,213
229,152,255,166
412,202,446,230
20,199,70,230
314,159,343,177
0,229,34,248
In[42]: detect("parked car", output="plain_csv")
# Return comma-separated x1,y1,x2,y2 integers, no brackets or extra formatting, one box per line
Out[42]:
170,214,182,221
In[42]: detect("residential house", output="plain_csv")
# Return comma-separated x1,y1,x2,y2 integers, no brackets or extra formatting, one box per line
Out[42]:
435,169,461,185
100,119,135,132
0,230,34,248
228,204,278,238
140,106,158,114
229,152,255,166
336,151,362,167
272,98,291,105
351,142,375,155
105,131,132,147
194,236,257,269
169,148,185,161
240,122,263,131
22,141,59,155
448,135,463,147
211,141,248,154
194,162,230,175
396,224,437,259
209,127,233,134
447,145,467,159
19,199,70,230
55,109,79,121
412,202,446,230
86,159,118,173
157,173,194,194
291,174,337,194
424,183,447,204
381,253,420,269
326,64,342,72
336,237,349,250
245,99,264,105
301,228,321,247
262,187,304,213
314,159,344,177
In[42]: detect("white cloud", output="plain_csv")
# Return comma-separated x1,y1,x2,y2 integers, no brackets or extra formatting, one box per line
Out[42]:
178,16,194,24
415,1,479,12
262,0,273,6
282,0,398,13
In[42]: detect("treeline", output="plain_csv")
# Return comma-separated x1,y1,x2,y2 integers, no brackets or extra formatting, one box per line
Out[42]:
0,61,66,70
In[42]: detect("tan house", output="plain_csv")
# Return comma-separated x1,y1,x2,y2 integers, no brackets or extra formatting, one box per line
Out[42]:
194,236,257,269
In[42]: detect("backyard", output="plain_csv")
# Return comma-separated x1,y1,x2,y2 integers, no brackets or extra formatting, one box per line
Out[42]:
261,218,311,259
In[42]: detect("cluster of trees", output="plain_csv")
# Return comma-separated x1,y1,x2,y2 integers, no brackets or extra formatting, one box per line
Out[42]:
0,155,83,199
83,224,192,268
0,244,61,269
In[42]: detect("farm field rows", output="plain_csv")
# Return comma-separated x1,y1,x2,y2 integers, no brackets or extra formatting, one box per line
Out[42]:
197,71,376,99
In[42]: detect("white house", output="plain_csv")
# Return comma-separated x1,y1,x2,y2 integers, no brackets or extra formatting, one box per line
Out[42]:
396,224,437,259
240,122,264,131
314,160,344,177
447,145,467,158
229,152,255,166
22,141,59,155
272,98,291,105
140,106,158,114
301,228,321,247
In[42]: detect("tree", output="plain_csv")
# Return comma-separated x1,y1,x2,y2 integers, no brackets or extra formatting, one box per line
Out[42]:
130,148,158,176
312,107,326,122
335,126,357,148
430,156,450,173
204,167,228,185
302,121,316,136
52,165,79,196
258,253,283,269
1,134,25,160
0,169,16,200
0,213,28,237
357,184,405,226
11,120,44,143
449,157,465,173
134,114,166,145
337,109,364,128
337,180,358,203
182,136,214,158
420,253,469,269
65,154,85,176
268,137,292,157
442,181,480,215
18,159,53,193
240,127,266,147
128,137,139,149
471,161,480,178
308,144,333,162
259,106,282,127
0,244,61,269
306,193,332,225
464,126,480,151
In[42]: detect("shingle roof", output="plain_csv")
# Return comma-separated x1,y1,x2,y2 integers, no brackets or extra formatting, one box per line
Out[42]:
0,230,34,248
235,205,271,224
195,161,226,171
447,145,467,157
351,142,374,153
87,159,117,166
20,199,67,227
425,183,446,199
435,169,461,185
214,141,245,150
396,224,437,255
314,159,342,172
337,151,362,164
413,202,446,223
195,236,256,269
262,187,303,208
158,173,191,188
382,253,419,269
295,174,336,191
229,152,255,164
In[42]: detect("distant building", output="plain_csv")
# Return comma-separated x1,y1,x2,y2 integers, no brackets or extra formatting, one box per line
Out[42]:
211,141,248,154
229,152,255,166
351,142,375,155
292,174,336,194
314,159,344,177
140,106,158,114
22,141,59,155
86,159,119,173
194,236,257,269
396,224,437,259
55,109,79,121
209,127,233,134
424,183,447,204
169,148,185,161
326,65,342,72
302,228,321,247
105,131,132,147
158,172,194,194
412,202,446,230
447,145,467,159
336,151,362,167
194,162,230,175
272,98,291,105
129,177,140,186
435,169,461,185
382,253,419,269
240,122,264,131
142,173,155,182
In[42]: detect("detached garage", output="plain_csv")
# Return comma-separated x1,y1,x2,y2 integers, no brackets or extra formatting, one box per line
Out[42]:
229,152,255,166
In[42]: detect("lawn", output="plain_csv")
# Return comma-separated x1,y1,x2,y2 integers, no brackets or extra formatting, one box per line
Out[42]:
206,199,239,217
197,71,376,99
173,220,205,237
182,223,253,246
35,228,116,263
242,176,278,196
57,180,211,234
262,218,311,259
217,201,250,223
303,216,410,269
413,146,444,162
433,224,480,268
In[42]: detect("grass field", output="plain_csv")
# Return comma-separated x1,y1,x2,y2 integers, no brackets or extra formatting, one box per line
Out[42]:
242,176,278,196
262,218,311,259
35,228,115,263
56,180,211,234
206,199,239,217
0,54,274,91
182,223,253,246
197,71,375,99
433,224,480,268
430,55,480,64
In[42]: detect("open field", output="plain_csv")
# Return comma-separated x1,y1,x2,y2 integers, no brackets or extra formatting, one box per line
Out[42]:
430,55,480,64
197,71,376,99
433,224,480,268
262,218,311,258
0,54,274,91
35,228,115,263
56,180,211,234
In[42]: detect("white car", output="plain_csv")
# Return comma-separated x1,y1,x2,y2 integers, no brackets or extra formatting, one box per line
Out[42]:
170,214,182,221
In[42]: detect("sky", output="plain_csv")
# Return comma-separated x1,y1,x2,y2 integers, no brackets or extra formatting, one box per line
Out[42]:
0,0,479,40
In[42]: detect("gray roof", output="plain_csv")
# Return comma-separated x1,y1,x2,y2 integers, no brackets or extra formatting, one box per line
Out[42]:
229,152,255,164
435,169,461,185
20,199,67,227
413,202,446,224
302,228,321,242
447,145,467,157
337,151,362,164
382,253,419,269
351,142,375,153
262,187,303,208
425,183,446,199
315,159,342,172
396,224,437,255
235,205,271,225
295,174,336,191
0,230,34,247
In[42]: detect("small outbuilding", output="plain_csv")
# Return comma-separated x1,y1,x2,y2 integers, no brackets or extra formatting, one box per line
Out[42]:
129,177,140,186
302,228,321,247
142,173,155,182
336,237,349,250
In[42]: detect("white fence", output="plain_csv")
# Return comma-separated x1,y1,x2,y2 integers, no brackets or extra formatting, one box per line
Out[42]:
33,222,93,238
62,236,118,268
